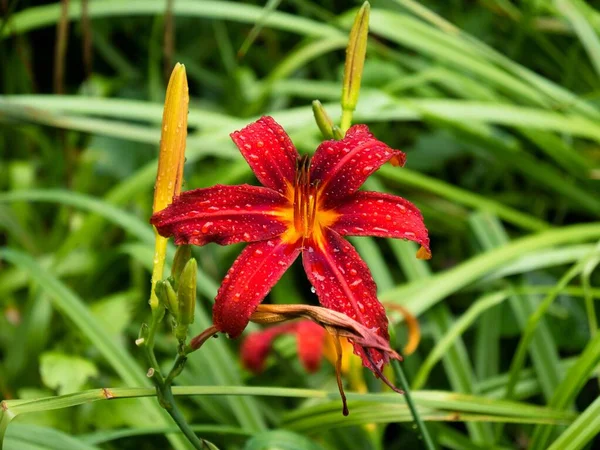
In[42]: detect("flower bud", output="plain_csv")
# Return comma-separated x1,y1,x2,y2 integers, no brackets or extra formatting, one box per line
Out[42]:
341,2,370,131
175,258,197,342
312,100,335,140
171,244,192,289
156,279,179,316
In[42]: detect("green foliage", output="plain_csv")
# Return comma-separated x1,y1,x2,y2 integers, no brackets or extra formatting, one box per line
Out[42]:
1,0,599,449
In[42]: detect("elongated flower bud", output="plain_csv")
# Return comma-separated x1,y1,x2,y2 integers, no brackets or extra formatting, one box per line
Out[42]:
175,258,197,342
341,2,370,131
150,63,189,310
153,63,188,215
171,244,191,289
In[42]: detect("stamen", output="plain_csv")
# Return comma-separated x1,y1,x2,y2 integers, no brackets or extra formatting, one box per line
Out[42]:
293,156,317,239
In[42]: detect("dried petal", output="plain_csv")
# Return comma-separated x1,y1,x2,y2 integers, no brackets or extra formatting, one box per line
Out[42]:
310,125,405,207
332,191,430,259
231,116,299,194
302,228,390,372
213,237,302,337
151,184,288,246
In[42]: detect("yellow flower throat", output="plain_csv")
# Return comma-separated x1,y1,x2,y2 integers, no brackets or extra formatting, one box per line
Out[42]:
279,156,338,246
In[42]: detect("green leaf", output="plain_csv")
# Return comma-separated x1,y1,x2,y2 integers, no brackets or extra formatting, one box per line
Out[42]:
244,430,325,450
4,424,100,450
39,352,98,396
0,249,191,450
547,396,600,450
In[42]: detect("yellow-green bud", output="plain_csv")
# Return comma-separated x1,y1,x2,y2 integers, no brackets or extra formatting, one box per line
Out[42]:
175,258,197,342
341,2,370,132
312,100,335,140
155,279,178,316
171,244,191,289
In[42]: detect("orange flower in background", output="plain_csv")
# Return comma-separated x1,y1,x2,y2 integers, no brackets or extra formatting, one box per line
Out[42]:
151,116,430,376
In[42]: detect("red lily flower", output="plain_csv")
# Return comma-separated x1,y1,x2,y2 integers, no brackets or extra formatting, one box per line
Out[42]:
241,320,326,374
151,116,430,374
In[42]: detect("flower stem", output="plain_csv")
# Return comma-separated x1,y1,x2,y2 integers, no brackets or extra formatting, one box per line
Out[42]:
157,383,206,450
391,359,435,450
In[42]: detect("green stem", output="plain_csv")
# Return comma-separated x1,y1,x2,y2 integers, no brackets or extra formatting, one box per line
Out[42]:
159,385,206,450
144,310,164,376
391,360,436,450
0,406,15,450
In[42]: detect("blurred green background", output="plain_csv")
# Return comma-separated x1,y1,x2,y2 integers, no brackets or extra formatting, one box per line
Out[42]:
1,1,599,449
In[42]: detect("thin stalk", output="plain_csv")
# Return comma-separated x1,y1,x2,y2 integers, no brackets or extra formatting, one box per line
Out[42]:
158,385,206,450
391,360,436,450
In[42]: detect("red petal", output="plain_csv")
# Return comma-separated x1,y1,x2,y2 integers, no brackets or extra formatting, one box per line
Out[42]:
295,321,327,373
302,229,391,372
213,237,302,337
310,125,405,207
231,116,299,194
241,322,298,373
332,191,431,258
150,184,289,246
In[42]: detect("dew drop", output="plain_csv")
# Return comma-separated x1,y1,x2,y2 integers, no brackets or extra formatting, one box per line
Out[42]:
256,141,264,148
310,286,316,293
349,268,358,276
201,221,213,233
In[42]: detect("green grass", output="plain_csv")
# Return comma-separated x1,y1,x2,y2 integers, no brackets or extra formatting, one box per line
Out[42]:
1,1,599,449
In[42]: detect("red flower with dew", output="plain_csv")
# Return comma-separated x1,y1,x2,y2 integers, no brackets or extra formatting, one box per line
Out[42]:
151,116,430,374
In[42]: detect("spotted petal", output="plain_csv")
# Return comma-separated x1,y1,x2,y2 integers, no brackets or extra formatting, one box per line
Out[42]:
310,124,405,207
332,191,431,259
302,229,390,372
150,184,288,246
213,237,302,338
231,116,299,194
